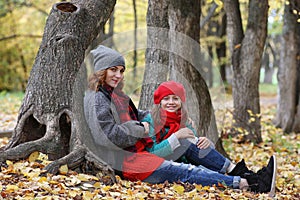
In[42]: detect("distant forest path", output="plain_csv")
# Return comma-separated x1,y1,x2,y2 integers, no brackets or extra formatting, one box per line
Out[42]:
260,96,277,107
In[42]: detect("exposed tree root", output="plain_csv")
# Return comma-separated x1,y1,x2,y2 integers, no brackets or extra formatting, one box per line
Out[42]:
0,136,54,163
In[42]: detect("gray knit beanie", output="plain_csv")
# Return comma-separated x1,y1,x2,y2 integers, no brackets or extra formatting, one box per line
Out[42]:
91,45,125,72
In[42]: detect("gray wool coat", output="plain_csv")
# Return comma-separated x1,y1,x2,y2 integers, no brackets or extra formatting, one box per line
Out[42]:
84,90,149,172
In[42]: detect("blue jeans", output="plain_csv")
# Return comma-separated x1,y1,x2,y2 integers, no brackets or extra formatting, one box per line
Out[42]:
144,160,240,188
164,139,231,174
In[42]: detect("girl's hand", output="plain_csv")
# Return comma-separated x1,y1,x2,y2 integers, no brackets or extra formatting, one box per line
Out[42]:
196,137,211,149
174,128,195,139
141,122,149,134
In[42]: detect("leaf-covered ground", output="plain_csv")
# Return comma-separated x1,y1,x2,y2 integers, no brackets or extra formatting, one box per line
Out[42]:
0,93,299,199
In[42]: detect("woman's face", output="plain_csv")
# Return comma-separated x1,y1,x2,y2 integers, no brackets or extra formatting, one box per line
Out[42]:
160,95,182,112
105,66,125,88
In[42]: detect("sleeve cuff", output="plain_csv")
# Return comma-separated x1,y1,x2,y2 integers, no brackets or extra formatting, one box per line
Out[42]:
209,139,215,149
168,134,181,151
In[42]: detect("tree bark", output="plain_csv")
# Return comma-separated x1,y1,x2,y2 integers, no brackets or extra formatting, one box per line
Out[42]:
139,0,170,110
0,0,117,183
224,0,269,143
262,50,271,83
132,0,138,78
275,0,300,133
168,0,228,156
216,12,227,84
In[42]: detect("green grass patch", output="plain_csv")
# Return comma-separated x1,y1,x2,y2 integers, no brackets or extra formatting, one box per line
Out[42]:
259,83,277,96
0,91,24,114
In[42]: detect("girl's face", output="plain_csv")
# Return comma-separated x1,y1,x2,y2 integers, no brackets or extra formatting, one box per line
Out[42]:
105,66,125,88
160,95,182,112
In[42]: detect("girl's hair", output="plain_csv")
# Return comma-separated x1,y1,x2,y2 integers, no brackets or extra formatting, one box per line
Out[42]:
151,102,189,126
87,68,124,91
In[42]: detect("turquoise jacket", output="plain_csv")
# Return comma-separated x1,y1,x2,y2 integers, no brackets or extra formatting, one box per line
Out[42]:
141,113,197,158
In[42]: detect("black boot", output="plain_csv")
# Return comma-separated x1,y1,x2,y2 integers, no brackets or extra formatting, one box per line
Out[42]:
228,159,254,177
243,155,277,195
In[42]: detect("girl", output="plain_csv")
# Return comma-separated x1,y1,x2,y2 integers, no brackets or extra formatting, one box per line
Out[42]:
84,45,276,195
142,81,240,174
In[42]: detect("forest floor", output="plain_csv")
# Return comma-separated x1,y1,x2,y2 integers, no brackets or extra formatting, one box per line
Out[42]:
0,93,299,199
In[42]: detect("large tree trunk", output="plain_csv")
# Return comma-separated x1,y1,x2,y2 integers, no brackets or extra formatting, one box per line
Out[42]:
139,0,170,110
275,0,300,133
168,0,228,156
0,0,117,183
224,0,268,143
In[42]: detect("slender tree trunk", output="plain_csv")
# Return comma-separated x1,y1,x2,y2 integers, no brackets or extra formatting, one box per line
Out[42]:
106,9,115,48
216,12,227,84
224,0,268,143
275,0,300,133
207,46,214,88
0,0,117,183
17,45,28,91
6,0,29,91
132,0,138,78
139,0,170,110
262,51,274,84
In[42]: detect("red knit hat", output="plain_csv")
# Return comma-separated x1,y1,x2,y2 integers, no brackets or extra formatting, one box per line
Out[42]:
154,81,186,104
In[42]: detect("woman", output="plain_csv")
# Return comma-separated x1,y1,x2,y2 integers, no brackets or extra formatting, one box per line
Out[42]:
84,45,276,194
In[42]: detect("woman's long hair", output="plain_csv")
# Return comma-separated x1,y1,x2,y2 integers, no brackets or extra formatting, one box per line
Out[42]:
87,69,124,91
88,70,106,91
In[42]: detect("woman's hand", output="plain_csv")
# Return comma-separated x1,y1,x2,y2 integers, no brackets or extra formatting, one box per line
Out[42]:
187,118,196,130
196,137,211,149
141,122,149,134
174,128,195,139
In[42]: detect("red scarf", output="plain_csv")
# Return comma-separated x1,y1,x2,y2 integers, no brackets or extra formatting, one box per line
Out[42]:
103,84,137,122
101,84,153,151
101,85,164,181
155,109,187,143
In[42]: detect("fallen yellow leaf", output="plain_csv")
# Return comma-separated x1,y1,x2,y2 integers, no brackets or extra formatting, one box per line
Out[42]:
28,151,39,162
83,191,94,199
291,161,297,167
59,164,68,175
6,160,13,166
38,176,48,182
93,182,101,188
5,184,19,192
68,190,81,198
101,185,111,192
172,184,184,195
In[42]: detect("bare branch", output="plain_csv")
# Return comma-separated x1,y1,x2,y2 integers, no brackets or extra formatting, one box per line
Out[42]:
0,34,42,42
200,2,218,29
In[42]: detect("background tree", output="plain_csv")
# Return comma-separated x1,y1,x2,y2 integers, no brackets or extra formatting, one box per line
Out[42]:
223,0,269,143
132,0,138,78
0,0,50,91
139,0,228,155
275,0,300,133
168,0,227,155
0,0,117,182
200,1,227,87
262,38,278,84
139,0,170,110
